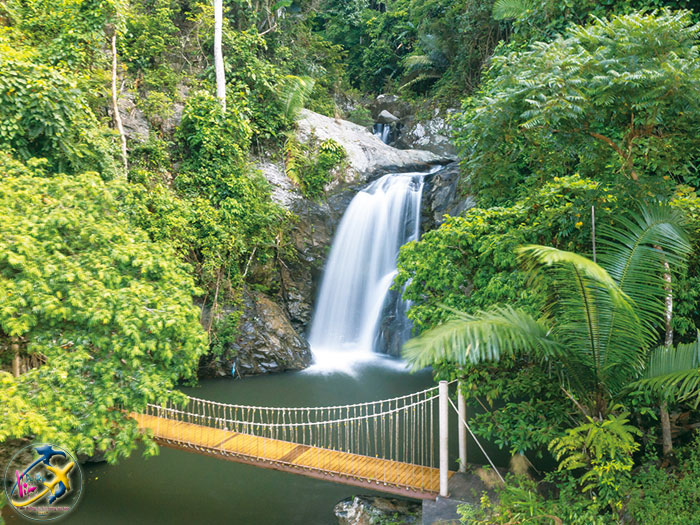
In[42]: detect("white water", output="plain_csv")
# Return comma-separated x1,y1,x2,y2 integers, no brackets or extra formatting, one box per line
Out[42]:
373,123,392,144
307,172,426,373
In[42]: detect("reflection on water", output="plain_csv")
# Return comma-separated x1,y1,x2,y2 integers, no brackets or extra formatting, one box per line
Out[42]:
4,360,445,525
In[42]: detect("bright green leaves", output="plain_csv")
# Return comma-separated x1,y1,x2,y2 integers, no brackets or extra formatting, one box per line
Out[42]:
396,174,613,331
284,135,347,199
0,53,118,178
454,10,700,204
550,409,642,512
0,167,207,460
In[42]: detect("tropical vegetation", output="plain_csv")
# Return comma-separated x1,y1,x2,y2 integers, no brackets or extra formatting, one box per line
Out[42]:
2,0,700,522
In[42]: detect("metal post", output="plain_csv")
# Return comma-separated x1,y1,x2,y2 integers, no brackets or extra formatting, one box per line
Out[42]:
439,380,449,497
458,381,467,472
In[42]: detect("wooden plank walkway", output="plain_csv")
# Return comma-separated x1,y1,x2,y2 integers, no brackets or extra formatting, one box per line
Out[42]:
133,413,452,499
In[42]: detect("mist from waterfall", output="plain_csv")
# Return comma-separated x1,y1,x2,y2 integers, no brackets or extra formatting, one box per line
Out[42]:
307,171,426,372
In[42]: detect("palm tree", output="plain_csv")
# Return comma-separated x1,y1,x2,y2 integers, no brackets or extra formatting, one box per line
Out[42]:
403,204,700,450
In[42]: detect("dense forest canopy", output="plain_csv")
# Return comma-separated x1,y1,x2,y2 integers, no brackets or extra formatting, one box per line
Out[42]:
1,0,700,522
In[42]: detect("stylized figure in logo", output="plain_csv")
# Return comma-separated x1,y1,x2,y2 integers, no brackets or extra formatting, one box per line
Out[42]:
11,445,75,507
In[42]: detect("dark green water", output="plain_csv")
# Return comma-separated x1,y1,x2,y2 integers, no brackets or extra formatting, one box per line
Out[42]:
3,357,508,524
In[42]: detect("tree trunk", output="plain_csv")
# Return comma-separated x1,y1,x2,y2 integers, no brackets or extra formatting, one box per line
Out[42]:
214,0,226,113
111,31,128,175
12,341,20,378
660,401,673,455
659,254,674,455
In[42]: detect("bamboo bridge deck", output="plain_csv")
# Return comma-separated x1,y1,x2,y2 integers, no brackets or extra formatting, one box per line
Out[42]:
133,412,452,499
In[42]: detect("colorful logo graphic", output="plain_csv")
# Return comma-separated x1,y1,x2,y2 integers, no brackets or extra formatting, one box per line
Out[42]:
4,444,83,521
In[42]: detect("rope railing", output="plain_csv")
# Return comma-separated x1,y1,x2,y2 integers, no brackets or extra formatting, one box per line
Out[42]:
135,382,459,493
133,380,471,494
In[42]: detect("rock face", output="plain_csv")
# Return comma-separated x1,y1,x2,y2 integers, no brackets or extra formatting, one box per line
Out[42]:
422,162,475,232
334,495,422,525
116,92,150,142
256,160,301,210
296,109,448,184
396,108,459,159
205,289,312,377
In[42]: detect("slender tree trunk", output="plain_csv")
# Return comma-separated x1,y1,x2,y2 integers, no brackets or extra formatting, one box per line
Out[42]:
12,340,20,378
214,0,226,113
591,205,597,263
111,31,128,174
659,255,674,455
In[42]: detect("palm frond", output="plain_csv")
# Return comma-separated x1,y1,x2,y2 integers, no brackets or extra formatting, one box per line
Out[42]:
402,306,560,372
279,75,315,121
404,55,434,70
517,245,647,395
493,0,532,21
598,203,691,344
632,335,700,407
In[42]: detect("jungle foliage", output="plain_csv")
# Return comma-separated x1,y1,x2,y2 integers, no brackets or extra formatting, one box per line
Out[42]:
0,164,207,461
2,0,700,521
398,8,700,523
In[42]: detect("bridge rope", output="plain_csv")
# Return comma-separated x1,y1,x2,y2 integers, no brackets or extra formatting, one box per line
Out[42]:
137,381,458,494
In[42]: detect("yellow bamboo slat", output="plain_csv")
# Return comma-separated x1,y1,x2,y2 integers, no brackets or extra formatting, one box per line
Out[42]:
133,413,451,495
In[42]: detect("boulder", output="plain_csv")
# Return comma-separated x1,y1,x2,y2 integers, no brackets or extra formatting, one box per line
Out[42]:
376,109,400,124
296,109,448,184
201,289,312,377
370,94,412,120
334,495,421,525
232,290,312,376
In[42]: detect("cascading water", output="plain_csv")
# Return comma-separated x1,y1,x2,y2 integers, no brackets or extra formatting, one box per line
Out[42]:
373,123,392,144
307,171,428,372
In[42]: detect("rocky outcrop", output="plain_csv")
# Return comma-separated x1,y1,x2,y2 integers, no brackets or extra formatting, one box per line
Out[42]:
117,92,150,142
233,290,312,375
370,94,413,121
422,162,475,232
396,108,459,159
334,495,421,525
296,109,448,184
202,289,312,377
256,160,302,210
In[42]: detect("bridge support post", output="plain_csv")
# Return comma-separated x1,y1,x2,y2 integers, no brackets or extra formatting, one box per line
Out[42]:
439,380,449,497
458,381,467,473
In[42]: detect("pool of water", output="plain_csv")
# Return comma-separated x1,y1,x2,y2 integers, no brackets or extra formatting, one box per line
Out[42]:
5,357,483,524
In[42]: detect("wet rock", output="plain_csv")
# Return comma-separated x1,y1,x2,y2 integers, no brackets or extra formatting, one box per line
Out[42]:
232,290,312,375
377,109,400,124
281,183,357,332
334,495,421,525
296,109,448,185
422,162,475,232
201,289,312,377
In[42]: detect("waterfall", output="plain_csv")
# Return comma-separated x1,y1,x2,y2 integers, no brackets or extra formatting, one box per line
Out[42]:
373,123,392,144
307,171,427,371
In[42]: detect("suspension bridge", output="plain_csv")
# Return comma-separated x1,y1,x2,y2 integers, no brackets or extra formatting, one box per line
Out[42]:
132,381,487,500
